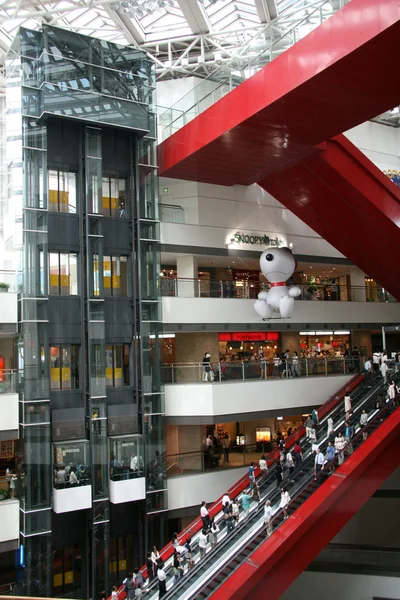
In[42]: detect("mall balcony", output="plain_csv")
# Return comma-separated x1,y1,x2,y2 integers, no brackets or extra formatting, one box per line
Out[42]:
160,278,400,328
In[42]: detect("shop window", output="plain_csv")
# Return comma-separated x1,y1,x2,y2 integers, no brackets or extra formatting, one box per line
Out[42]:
103,255,128,297
49,252,78,295
105,344,130,387
48,170,77,213
102,177,127,218
109,435,143,481
50,345,79,391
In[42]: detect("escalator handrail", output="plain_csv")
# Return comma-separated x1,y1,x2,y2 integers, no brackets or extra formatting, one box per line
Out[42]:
109,372,362,596
163,397,393,600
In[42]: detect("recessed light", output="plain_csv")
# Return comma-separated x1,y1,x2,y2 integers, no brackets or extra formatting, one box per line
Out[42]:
310,266,312,269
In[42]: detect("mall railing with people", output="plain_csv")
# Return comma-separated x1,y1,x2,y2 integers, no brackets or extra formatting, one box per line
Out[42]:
162,357,365,384
159,277,397,303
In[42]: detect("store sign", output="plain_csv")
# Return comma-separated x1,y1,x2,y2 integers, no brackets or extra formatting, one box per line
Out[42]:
228,332,281,342
231,232,285,247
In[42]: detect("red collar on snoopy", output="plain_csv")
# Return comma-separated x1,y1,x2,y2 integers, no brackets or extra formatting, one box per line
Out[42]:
270,282,286,287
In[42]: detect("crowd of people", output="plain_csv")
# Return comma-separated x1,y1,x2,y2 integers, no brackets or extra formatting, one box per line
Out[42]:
54,463,90,488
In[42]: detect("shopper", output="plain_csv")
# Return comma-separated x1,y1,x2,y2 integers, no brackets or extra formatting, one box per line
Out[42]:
200,501,210,531
305,415,314,440
364,357,372,385
312,408,319,426
325,441,336,473
184,538,192,561
259,454,268,480
198,529,208,558
345,421,355,455
134,569,144,588
260,350,267,380
172,550,183,585
135,585,143,599
111,585,118,599
314,447,325,485
202,352,213,382
223,502,234,533
276,462,284,488
286,449,295,480
335,431,346,465
279,488,290,520
222,492,230,507
248,461,255,491
326,415,334,438
359,409,368,440
264,500,273,536
124,574,135,600
151,545,160,569
172,532,179,548
272,354,280,377
241,489,252,519
222,434,231,463
231,499,239,525
157,562,167,598
344,392,352,418
251,480,261,503
293,441,302,469
210,517,220,548
146,552,154,581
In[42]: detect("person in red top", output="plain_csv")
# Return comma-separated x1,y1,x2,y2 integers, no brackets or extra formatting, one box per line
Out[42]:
292,442,302,469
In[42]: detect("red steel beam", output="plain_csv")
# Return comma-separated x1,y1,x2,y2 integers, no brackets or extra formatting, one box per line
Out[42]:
158,0,400,186
259,134,400,299
210,408,400,600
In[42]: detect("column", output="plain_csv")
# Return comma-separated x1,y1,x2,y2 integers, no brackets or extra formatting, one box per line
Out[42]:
349,267,366,302
176,255,198,297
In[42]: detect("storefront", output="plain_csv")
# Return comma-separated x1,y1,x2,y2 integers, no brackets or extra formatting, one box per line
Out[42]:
299,331,351,356
218,332,280,362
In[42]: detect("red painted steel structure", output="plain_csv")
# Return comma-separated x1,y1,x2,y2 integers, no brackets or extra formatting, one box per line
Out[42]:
158,0,400,297
158,0,400,186
259,134,400,299
108,375,361,599
210,407,400,600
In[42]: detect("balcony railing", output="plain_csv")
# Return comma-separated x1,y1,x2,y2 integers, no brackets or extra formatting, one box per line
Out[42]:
0,270,20,293
160,277,397,303
159,203,185,224
166,443,260,476
162,358,366,384
0,370,18,394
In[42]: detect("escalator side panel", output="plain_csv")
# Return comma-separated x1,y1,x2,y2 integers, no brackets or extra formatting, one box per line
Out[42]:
210,408,400,600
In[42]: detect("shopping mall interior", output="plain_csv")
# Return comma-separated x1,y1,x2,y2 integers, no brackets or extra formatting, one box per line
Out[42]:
0,0,399,599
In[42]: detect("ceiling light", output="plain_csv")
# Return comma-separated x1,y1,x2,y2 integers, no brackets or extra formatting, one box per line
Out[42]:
333,330,350,335
315,331,333,336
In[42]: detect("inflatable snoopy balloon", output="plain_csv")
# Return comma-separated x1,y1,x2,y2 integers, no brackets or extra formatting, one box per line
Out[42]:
254,247,301,320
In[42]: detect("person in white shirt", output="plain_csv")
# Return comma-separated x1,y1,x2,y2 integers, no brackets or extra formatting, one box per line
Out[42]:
210,518,220,549
200,501,210,530
231,500,239,525
381,352,389,380
198,529,208,558
69,467,78,485
279,488,290,520
151,545,160,567
222,493,230,507
314,447,325,485
359,409,368,440
372,351,381,374
364,357,372,383
344,393,352,417
259,455,268,481
264,500,273,536
327,416,334,438
157,564,167,597
111,585,118,599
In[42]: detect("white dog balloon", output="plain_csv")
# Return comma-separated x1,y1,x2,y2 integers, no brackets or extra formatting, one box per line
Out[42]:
254,247,301,319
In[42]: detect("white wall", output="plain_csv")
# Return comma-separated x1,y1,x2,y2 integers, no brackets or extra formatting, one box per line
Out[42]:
0,394,18,433
52,485,92,514
281,572,400,600
0,293,17,324
167,466,247,511
162,297,400,325
345,121,400,172
0,500,19,543
109,478,146,504
159,180,344,259
165,375,352,419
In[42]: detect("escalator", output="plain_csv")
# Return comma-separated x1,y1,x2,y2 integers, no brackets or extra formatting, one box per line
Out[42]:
148,376,398,600
110,372,396,599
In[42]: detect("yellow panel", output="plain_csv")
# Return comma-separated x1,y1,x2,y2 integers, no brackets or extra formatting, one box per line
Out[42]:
104,276,111,289
119,559,127,571
106,367,113,380
110,560,117,573
62,368,71,382
59,191,69,205
50,274,59,287
64,571,74,584
111,197,118,209
60,275,69,288
53,573,63,587
51,368,60,382
102,196,110,209
114,368,123,380
49,190,58,204
112,275,120,289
